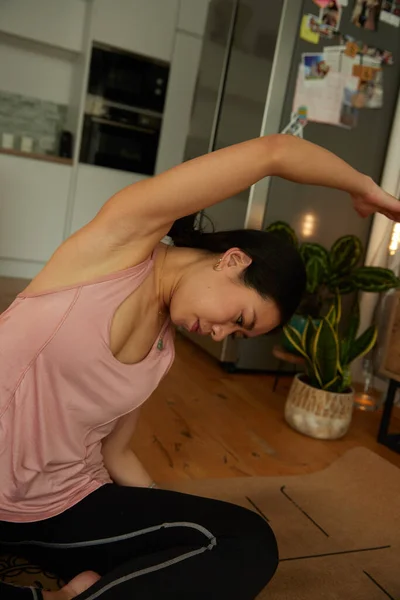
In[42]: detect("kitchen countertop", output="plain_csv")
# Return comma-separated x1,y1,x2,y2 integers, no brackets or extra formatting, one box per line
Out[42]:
0,147,73,165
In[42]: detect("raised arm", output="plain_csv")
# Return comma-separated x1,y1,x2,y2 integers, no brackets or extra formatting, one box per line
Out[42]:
95,134,400,248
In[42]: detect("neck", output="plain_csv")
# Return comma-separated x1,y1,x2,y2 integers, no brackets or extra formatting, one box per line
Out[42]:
155,244,211,312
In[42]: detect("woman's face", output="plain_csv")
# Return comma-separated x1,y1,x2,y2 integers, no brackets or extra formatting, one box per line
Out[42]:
169,248,281,342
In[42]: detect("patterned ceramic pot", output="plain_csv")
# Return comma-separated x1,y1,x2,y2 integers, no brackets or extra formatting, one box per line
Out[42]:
285,374,354,440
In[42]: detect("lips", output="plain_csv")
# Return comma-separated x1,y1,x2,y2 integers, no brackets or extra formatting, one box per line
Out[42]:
190,320,200,334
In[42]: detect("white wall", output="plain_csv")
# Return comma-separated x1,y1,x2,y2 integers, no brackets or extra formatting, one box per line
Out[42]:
0,38,76,104
0,0,86,53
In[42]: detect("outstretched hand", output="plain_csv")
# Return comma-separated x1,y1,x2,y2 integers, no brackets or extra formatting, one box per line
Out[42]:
352,179,400,222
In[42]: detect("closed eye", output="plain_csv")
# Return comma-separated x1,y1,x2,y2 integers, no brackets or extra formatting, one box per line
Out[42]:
235,314,250,339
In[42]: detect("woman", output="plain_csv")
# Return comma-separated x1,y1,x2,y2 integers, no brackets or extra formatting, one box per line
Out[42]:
0,134,398,600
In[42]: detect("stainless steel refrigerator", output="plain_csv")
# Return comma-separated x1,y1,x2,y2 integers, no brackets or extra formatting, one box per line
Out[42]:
181,0,400,372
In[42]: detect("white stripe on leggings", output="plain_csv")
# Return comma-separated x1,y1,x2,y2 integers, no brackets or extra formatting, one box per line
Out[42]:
1,521,216,549
30,588,40,600
7,522,217,600
81,542,215,600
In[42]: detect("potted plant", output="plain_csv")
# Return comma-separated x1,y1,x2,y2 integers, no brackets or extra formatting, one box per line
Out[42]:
283,293,376,439
266,221,400,351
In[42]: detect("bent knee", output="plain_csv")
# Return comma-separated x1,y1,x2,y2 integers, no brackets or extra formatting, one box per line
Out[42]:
224,502,279,563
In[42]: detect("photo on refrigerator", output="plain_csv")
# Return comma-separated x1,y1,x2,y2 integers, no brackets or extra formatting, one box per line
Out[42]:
351,0,383,31
380,0,400,26
303,54,331,79
319,0,342,28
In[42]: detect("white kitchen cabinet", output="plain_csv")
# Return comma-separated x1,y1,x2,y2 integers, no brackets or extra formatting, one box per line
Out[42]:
155,32,203,174
0,41,75,105
178,0,210,37
92,0,179,61
0,0,87,53
70,164,147,234
0,155,71,263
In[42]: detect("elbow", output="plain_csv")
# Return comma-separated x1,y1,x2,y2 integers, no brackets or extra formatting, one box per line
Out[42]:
260,134,289,176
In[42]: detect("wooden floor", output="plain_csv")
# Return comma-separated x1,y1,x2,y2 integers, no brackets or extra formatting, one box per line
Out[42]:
132,334,400,483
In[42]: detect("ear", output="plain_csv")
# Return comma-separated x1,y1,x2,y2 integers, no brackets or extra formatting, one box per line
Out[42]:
223,248,252,269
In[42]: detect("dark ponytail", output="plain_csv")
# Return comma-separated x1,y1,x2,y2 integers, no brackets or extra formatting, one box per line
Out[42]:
168,216,306,325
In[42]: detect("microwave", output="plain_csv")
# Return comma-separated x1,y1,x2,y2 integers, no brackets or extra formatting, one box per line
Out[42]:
88,44,170,114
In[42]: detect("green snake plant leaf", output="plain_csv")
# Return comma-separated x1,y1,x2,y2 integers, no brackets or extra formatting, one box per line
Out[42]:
323,374,341,392
301,317,317,357
346,299,360,344
326,304,337,328
334,289,342,325
346,325,378,365
340,338,350,368
283,325,308,359
312,318,339,388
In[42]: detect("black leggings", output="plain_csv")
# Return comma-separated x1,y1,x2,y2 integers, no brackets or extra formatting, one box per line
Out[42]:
0,484,278,599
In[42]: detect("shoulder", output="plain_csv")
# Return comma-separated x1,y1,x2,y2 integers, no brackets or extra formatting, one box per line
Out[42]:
24,221,162,296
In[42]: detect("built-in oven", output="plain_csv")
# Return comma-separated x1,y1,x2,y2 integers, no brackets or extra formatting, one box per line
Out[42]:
79,43,170,175
88,44,169,114
80,100,162,175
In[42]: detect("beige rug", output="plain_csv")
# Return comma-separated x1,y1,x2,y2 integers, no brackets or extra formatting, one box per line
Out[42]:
174,447,400,600
1,448,399,599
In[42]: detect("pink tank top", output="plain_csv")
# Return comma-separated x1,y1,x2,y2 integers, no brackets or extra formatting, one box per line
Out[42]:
0,255,174,523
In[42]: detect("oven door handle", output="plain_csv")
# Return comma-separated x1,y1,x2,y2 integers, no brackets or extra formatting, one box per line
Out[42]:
91,116,156,135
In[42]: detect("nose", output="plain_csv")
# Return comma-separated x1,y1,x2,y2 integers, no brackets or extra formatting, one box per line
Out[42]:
211,324,235,342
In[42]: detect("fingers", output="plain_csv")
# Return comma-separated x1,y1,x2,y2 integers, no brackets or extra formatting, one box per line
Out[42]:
379,192,400,212
379,210,400,222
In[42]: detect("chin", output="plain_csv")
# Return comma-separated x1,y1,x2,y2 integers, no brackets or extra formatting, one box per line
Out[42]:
170,316,187,331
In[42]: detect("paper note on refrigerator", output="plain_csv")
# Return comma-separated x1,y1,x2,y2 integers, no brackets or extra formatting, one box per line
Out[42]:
293,65,359,127
300,14,320,44
323,46,345,71
323,46,361,75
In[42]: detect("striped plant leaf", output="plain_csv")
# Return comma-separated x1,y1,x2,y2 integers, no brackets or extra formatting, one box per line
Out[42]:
300,243,329,271
330,235,363,275
306,256,325,294
327,274,355,294
352,266,400,292
266,221,298,246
